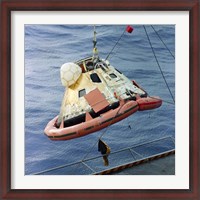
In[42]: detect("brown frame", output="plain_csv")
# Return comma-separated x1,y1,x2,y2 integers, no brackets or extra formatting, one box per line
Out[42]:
0,0,199,199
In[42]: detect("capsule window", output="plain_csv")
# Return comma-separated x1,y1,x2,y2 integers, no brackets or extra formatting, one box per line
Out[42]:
90,73,102,83
109,73,117,78
79,89,86,97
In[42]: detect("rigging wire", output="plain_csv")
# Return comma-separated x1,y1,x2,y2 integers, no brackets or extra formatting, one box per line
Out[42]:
143,25,175,104
151,25,175,59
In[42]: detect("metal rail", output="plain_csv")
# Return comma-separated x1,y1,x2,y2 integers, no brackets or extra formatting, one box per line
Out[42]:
33,136,175,175
93,149,175,175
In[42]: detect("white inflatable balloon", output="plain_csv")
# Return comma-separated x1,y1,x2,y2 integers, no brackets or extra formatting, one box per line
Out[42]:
60,63,82,87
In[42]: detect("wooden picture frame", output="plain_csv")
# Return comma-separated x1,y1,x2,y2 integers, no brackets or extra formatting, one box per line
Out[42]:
0,0,199,199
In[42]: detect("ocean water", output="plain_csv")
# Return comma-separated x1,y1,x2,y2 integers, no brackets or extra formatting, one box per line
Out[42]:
25,25,175,175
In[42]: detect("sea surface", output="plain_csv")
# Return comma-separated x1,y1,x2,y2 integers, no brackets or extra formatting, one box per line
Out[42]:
25,25,175,175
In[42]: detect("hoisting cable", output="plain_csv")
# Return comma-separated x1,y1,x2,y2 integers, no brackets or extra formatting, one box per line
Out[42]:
143,25,175,104
151,25,175,59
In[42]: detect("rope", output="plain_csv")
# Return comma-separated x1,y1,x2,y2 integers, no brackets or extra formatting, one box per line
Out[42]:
109,45,122,60
151,25,175,59
143,25,175,104
105,29,126,60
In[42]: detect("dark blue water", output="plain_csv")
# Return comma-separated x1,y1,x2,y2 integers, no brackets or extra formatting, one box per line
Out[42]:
25,25,175,175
